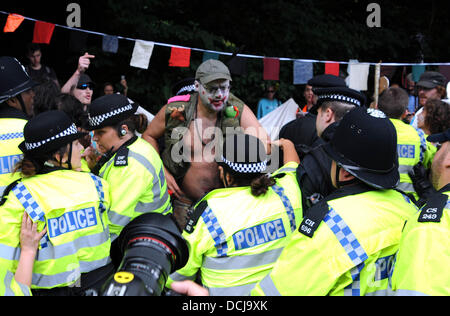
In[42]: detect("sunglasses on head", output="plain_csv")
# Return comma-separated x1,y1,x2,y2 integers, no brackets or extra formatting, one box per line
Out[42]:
76,83,94,90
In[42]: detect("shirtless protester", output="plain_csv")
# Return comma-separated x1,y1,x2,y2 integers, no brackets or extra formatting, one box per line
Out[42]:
142,59,269,228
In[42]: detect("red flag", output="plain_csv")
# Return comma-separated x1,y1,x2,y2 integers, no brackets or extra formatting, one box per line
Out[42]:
263,58,280,81
3,14,24,33
33,21,55,44
169,47,191,67
325,62,340,76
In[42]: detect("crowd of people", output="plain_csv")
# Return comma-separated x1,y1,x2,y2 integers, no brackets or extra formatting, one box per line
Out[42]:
0,45,449,296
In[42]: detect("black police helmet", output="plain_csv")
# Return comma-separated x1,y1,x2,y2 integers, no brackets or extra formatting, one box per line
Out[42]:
309,86,366,115
19,110,87,156
87,94,138,131
218,133,268,176
322,107,399,189
0,56,37,103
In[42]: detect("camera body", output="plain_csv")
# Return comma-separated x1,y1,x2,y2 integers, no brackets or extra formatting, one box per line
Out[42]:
101,213,189,296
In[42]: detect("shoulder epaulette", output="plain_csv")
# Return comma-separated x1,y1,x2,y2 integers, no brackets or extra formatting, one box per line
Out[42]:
418,192,448,223
184,200,208,234
114,147,129,167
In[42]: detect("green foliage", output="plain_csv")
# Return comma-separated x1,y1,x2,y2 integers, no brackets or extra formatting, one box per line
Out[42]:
33,0,449,114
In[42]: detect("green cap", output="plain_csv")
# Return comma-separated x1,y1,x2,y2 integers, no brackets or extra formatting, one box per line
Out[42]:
195,59,232,85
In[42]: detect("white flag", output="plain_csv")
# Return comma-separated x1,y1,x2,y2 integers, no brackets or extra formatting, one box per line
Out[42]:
130,40,154,69
347,60,370,91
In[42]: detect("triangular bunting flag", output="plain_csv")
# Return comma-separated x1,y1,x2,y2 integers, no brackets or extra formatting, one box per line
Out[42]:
169,47,191,67
3,13,24,33
130,40,154,69
263,58,280,81
33,21,55,44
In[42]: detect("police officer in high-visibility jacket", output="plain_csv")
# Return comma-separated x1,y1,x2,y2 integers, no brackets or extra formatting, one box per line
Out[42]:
0,56,37,197
391,128,450,296
0,110,113,295
168,133,302,296
1,211,47,296
85,94,172,241
251,107,418,296
377,87,436,200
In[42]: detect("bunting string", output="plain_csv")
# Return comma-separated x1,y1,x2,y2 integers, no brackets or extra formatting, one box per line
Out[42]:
2,10,450,67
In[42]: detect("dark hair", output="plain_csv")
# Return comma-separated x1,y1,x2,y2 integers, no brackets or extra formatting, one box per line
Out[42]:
378,87,409,119
26,43,41,56
222,167,276,197
114,114,148,136
424,99,450,135
14,145,70,177
32,80,60,116
321,101,355,121
55,93,88,128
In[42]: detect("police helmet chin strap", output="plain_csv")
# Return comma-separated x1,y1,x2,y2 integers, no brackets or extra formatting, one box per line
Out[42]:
61,142,73,170
335,164,358,188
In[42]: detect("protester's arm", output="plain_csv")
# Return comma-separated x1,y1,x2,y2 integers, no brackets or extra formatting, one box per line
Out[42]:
142,104,166,153
272,138,300,164
15,212,47,287
61,53,95,93
240,104,271,154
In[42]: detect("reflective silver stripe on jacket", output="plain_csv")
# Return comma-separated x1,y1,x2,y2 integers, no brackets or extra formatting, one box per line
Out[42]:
0,230,110,262
391,289,428,296
169,272,196,282
128,151,170,209
101,150,170,215
207,282,256,296
255,273,281,296
397,165,415,193
3,270,30,296
203,248,283,270
31,256,111,288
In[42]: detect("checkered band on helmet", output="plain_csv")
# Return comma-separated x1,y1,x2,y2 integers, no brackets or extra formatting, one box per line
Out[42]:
24,123,78,151
318,94,361,107
88,103,134,128
221,155,267,173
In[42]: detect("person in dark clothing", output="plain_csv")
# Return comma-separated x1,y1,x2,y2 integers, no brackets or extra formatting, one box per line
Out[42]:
279,74,347,160
296,86,366,210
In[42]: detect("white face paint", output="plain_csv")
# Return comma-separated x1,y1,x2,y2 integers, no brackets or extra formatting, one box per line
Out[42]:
198,79,231,112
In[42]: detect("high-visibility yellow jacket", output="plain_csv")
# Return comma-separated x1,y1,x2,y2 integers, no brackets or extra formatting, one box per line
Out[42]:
97,137,172,240
0,170,111,289
0,107,27,197
391,119,436,199
251,185,418,296
391,184,450,296
0,266,31,296
168,162,302,296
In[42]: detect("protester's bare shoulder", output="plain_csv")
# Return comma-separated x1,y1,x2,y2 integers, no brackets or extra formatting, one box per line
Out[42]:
240,104,263,129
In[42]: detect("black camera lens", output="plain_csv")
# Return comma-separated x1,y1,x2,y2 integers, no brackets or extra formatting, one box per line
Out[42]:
101,213,189,296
